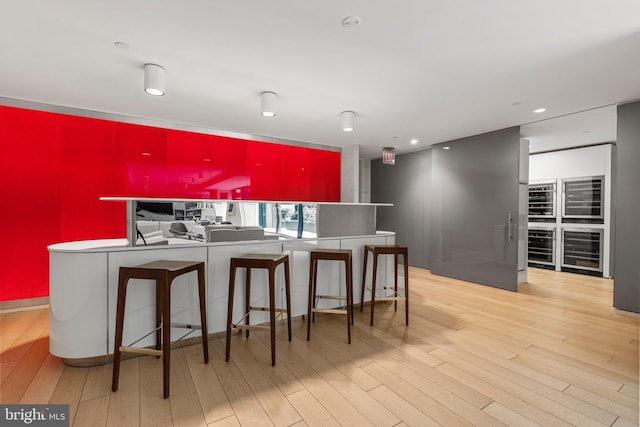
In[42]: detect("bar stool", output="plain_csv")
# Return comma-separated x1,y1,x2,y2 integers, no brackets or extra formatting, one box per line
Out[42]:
361,245,409,326
226,253,291,366
307,249,354,343
112,260,209,399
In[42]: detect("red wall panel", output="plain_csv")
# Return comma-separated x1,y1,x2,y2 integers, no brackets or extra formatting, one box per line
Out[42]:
0,105,340,302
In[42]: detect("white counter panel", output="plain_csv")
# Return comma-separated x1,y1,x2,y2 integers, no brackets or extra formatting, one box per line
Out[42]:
49,232,395,360
283,239,342,317
106,247,208,353
207,242,284,334
341,235,394,303
49,251,108,358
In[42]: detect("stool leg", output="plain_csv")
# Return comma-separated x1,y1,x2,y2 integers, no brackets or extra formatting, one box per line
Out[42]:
370,253,378,326
348,255,354,326
307,257,315,341
197,264,209,363
284,258,292,342
112,275,129,392
311,258,319,323
345,258,352,344
226,265,237,362
162,275,171,399
404,252,409,326
245,268,252,338
360,249,369,312
155,280,162,354
268,267,277,367
394,252,399,312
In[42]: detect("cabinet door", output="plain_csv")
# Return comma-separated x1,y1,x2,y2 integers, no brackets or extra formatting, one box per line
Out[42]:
430,127,520,291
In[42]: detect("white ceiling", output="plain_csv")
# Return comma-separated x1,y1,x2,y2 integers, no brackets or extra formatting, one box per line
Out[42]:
521,105,618,153
1,1,639,159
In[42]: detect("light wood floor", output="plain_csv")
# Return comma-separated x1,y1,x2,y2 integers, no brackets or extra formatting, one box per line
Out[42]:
1,267,638,426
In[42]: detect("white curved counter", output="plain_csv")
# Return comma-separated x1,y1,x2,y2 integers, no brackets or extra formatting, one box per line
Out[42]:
48,232,396,364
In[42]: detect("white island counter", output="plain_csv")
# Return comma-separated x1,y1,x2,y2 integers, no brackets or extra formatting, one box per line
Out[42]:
48,232,396,364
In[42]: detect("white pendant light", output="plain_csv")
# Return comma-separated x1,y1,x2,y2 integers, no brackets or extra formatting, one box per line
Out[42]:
261,91,277,117
144,64,165,96
341,111,355,132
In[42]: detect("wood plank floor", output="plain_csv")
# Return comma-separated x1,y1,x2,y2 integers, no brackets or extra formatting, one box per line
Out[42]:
1,267,638,426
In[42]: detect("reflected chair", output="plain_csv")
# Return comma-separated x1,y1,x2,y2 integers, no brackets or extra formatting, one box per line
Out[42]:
169,222,193,239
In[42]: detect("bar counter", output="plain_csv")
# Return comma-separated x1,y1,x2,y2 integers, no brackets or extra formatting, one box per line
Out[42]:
48,232,395,365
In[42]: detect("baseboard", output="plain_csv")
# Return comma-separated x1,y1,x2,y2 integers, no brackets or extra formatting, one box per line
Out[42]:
0,296,49,312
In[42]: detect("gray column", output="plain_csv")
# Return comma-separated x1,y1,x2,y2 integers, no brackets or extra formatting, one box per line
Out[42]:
614,101,640,313
341,144,360,202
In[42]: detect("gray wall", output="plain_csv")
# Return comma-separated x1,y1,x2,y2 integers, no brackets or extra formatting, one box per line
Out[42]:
371,128,521,291
614,101,640,313
430,128,521,291
371,149,432,268
316,204,376,238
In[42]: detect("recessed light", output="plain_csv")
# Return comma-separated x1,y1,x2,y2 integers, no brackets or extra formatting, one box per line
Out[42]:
511,101,522,107
410,139,418,145
443,146,450,150
114,41,129,49
533,108,546,114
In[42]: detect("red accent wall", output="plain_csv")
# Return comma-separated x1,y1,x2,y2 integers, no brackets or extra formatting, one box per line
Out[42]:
0,105,340,302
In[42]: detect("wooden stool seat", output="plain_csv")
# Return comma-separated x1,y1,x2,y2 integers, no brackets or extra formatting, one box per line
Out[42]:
361,245,409,326
307,249,354,343
112,260,209,399
226,253,292,366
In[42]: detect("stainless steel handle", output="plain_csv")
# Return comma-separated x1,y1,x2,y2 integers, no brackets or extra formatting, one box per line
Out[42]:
508,213,513,241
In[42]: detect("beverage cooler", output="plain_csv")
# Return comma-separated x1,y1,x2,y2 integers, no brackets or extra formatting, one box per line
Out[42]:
528,227,555,268
562,176,604,221
561,227,603,273
528,180,556,220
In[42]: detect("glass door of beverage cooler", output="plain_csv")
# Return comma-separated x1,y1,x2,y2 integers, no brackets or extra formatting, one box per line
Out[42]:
561,228,603,273
562,176,604,220
528,228,555,267
528,180,556,219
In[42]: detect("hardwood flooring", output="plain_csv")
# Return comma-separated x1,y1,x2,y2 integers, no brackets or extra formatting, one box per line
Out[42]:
1,267,638,426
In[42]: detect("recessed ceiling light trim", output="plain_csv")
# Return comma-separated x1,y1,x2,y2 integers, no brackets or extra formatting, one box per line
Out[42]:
144,64,165,96
261,91,277,117
533,107,547,113
410,138,418,145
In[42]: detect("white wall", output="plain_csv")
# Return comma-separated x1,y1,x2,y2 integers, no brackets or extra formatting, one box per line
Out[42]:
529,144,611,180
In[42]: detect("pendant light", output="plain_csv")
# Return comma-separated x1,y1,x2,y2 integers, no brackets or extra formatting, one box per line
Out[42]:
144,64,165,96
261,91,277,117
341,111,355,132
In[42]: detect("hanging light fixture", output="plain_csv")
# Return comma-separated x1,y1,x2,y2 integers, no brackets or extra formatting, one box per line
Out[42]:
261,91,277,117
341,111,355,132
144,64,165,96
